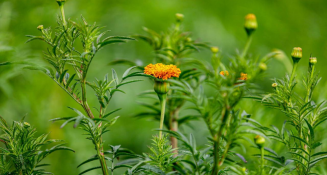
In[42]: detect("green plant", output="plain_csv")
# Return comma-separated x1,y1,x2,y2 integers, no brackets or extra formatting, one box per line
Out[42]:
0,116,74,175
110,13,209,153
250,48,327,174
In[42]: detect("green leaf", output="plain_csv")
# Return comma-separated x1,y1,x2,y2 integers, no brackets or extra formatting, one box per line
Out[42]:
117,80,142,88
79,166,102,175
304,119,314,142
112,69,119,87
103,108,121,119
122,66,137,79
77,156,99,168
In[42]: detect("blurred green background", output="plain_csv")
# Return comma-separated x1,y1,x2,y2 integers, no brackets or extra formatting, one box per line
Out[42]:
1,0,327,174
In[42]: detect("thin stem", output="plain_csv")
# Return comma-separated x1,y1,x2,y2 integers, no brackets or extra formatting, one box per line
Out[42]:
241,35,253,59
289,62,298,88
96,144,109,175
159,97,167,139
111,154,115,175
81,80,94,119
305,66,315,103
59,4,67,28
211,136,219,175
260,147,265,175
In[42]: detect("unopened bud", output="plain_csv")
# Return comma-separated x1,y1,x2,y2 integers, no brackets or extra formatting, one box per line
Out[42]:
272,83,278,88
175,13,184,22
24,122,31,127
37,25,44,31
244,14,257,36
259,62,267,71
291,47,302,63
309,57,317,65
254,135,265,148
186,37,192,42
211,47,219,53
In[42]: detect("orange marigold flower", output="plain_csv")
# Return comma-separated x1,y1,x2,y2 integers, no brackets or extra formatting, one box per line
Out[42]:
220,71,229,76
239,73,248,81
144,63,181,80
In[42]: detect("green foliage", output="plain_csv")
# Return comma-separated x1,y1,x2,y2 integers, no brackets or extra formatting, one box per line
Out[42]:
0,116,74,175
249,51,326,174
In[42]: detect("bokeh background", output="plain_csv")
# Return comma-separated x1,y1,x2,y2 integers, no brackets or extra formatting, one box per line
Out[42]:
1,0,327,174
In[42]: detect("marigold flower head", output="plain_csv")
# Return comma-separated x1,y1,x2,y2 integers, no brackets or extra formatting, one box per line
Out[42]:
239,73,248,81
220,70,229,76
144,63,181,80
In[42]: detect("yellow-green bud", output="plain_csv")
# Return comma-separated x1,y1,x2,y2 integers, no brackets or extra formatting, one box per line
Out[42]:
24,122,30,127
175,13,184,22
186,37,192,42
244,14,257,36
254,135,265,148
272,83,278,88
211,47,219,53
309,57,317,65
291,47,302,63
259,62,267,71
37,25,44,31
241,167,246,172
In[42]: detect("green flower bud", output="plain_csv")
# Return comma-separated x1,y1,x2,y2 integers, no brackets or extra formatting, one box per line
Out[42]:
37,25,44,31
254,135,265,148
175,13,184,22
309,57,317,65
211,47,219,53
291,47,302,63
244,14,257,36
259,62,267,71
186,37,192,42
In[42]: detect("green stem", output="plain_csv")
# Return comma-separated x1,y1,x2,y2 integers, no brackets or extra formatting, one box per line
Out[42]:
111,155,114,175
241,35,252,59
97,144,109,175
289,62,298,88
260,147,265,175
211,137,219,175
81,80,94,119
159,97,167,139
59,4,67,28
211,108,229,175
305,66,315,103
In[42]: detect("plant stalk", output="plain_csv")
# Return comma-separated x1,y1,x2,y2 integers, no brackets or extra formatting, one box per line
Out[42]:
59,4,67,28
170,109,179,155
159,97,167,139
241,35,252,59
96,144,109,175
260,147,265,175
